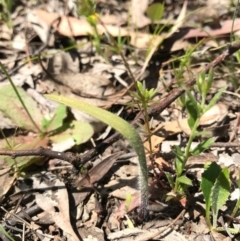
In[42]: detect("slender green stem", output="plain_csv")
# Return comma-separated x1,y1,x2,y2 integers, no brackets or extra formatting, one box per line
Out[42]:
0,62,43,134
184,118,200,162
205,205,213,230
231,198,240,218
174,117,200,191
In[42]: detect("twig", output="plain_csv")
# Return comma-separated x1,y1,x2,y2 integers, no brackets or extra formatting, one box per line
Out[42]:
0,147,81,167
136,209,185,241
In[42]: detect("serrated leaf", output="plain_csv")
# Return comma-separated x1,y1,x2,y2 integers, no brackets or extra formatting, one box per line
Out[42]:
211,167,231,228
50,120,93,145
42,104,67,132
191,138,214,155
201,162,222,213
177,175,192,186
0,85,43,132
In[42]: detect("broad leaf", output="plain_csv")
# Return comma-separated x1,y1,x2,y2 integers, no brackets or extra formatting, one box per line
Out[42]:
201,162,221,220
50,120,93,145
0,85,43,132
42,104,67,132
211,167,231,228
146,3,164,22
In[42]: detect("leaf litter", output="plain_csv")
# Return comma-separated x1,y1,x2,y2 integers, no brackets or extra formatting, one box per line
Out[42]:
0,0,240,240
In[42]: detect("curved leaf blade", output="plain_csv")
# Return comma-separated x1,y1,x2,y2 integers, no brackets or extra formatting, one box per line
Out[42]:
45,94,149,218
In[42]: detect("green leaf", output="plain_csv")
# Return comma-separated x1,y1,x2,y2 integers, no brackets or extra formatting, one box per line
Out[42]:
174,155,184,176
188,115,196,130
211,167,231,228
165,172,175,189
45,94,149,217
186,98,199,129
0,224,14,241
125,193,132,212
191,138,215,155
50,120,93,145
204,87,226,113
201,162,222,220
42,104,67,132
196,71,205,93
146,3,164,22
177,175,192,186
0,85,43,132
205,68,214,94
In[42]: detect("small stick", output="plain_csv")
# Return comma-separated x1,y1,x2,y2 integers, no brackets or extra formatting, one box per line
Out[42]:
136,209,185,241
0,147,82,167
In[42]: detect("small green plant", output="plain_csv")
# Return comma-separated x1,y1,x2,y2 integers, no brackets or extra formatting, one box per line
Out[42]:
166,68,226,201
129,81,158,154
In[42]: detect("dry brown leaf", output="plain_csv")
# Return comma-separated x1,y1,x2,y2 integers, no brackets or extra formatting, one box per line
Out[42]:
47,73,115,97
0,166,15,202
178,118,192,136
199,102,228,126
144,121,182,152
183,18,240,39
155,156,170,168
33,176,79,241
114,191,141,219
130,0,150,28
75,152,123,188
28,9,164,49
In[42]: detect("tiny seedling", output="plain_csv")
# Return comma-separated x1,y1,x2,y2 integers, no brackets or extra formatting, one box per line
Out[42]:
125,193,135,228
